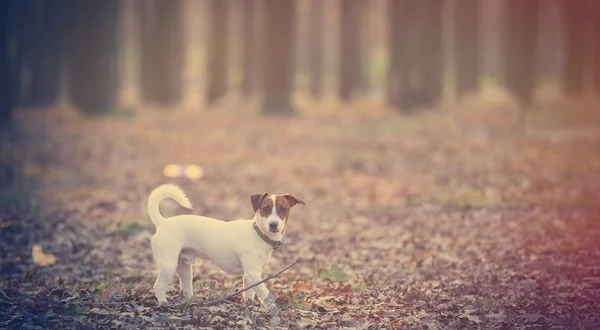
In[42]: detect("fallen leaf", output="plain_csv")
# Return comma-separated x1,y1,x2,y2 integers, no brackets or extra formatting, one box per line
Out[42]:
391,319,403,329
99,288,116,300
293,281,313,292
526,314,543,323
32,244,57,266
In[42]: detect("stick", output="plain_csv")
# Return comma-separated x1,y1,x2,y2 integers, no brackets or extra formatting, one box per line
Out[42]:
198,258,300,307
0,289,11,302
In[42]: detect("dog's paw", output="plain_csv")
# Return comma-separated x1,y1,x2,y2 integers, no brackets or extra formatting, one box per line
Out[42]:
267,304,279,315
156,300,170,311
266,291,277,302
183,292,194,301
259,292,278,311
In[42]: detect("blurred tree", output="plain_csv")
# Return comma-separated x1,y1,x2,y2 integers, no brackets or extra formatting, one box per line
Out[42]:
594,0,600,94
241,0,256,97
263,0,295,115
0,0,10,128
480,0,506,85
419,0,444,107
140,0,184,106
339,0,361,101
206,0,228,105
28,0,68,108
7,0,32,108
4,0,30,122
536,0,562,81
387,0,411,111
308,0,324,98
388,0,443,111
504,0,539,113
561,0,585,96
69,0,120,114
358,0,370,94
454,0,480,98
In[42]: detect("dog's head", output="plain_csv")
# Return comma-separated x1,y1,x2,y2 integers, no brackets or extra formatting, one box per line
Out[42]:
251,193,305,235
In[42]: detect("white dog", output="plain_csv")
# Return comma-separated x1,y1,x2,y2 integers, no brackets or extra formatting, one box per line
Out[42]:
147,184,305,304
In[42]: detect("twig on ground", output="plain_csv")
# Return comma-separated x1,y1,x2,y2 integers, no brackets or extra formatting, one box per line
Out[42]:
196,258,301,307
0,289,11,302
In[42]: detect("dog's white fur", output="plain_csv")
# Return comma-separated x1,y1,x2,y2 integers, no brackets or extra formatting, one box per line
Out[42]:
147,184,298,304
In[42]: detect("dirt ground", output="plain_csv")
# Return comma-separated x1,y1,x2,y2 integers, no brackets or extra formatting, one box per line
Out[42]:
1,102,600,329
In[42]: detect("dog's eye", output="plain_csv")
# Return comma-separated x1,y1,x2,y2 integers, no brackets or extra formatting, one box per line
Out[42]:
280,207,287,213
262,206,270,212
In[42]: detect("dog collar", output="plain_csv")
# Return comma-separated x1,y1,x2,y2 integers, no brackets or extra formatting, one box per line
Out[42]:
253,222,284,251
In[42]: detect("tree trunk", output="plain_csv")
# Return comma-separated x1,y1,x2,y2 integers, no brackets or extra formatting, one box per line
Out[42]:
0,0,12,128
339,0,361,101
561,0,585,96
419,0,444,106
389,0,443,112
263,0,295,115
5,0,27,113
69,0,120,114
454,0,480,98
10,0,35,106
140,0,183,106
308,0,324,98
387,0,412,111
505,0,539,106
536,0,562,80
358,0,369,94
29,0,67,108
206,0,228,105
241,0,256,97
594,0,600,94
253,0,264,96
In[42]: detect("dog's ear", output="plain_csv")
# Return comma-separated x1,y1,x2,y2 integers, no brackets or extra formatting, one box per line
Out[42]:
251,193,269,212
283,194,305,207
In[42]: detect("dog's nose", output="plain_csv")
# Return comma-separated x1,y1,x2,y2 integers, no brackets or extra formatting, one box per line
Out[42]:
268,221,278,230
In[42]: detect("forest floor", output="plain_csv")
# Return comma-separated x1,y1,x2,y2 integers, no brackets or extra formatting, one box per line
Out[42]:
1,100,600,329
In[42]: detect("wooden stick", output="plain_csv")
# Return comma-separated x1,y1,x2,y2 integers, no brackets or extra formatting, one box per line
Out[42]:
0,289,10,302
197,258,300,307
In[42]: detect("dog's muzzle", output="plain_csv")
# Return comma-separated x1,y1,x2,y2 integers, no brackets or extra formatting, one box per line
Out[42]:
268,221,279,232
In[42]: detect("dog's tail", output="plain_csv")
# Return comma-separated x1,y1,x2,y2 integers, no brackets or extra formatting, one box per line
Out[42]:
147,184,193,227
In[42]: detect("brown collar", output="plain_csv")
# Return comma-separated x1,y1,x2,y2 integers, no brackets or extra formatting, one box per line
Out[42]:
253,222,284,251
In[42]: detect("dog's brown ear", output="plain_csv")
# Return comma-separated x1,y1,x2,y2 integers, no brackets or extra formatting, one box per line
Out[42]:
251,193,269,212
283,194,306,207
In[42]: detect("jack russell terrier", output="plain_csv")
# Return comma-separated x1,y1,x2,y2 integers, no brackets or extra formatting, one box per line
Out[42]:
147,184,305,304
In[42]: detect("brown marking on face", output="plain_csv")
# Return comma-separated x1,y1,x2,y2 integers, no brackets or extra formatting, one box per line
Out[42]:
251,192,306,222
258,197,273,217
274,195,292,223
275,194,306,222
251,193,269,212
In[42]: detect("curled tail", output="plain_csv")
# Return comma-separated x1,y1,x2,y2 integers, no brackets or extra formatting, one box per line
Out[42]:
147,184,193,227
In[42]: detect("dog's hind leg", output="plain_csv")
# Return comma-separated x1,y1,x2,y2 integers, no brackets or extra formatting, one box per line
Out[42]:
151,234,180,303
177,259,193,300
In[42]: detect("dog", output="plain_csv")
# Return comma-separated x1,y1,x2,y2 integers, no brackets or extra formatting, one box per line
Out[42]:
147,184,305,305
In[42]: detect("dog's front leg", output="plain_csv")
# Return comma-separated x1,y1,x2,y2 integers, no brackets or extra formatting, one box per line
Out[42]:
154,266,176,304
244,272,270,305
242,274,256,301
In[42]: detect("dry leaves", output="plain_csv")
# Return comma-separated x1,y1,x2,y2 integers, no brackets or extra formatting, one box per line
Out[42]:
31,245,57,266
2,106,600,328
